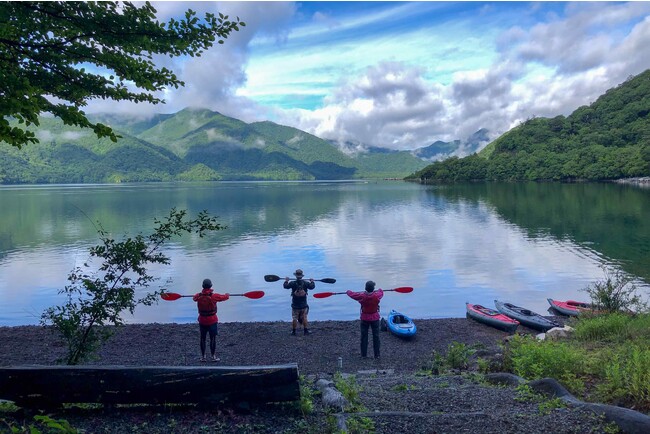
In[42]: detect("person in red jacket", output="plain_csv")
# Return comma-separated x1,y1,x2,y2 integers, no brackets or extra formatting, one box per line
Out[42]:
193,278,229,362
346,281,384,359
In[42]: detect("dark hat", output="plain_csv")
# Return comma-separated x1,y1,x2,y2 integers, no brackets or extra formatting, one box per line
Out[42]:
202,278,213,289
294,269,304,277
365,281,376,292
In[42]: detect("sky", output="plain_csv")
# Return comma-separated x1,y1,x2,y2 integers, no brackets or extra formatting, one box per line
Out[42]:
86,1,650,152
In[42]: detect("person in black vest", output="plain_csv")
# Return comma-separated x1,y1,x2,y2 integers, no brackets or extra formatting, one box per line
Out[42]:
283,269,315,335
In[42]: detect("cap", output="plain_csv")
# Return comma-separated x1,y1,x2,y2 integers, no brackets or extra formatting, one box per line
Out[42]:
202,278,213,289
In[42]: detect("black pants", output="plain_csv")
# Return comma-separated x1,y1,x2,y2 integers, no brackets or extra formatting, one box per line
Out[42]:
360,319,380,358
199,323,218,356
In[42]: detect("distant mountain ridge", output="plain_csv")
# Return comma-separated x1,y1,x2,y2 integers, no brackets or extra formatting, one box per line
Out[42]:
1,108,434,183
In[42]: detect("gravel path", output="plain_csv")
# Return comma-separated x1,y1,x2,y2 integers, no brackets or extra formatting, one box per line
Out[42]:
0,317,616,433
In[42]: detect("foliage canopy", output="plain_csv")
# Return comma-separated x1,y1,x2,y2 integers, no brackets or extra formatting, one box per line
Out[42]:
0,1,244,148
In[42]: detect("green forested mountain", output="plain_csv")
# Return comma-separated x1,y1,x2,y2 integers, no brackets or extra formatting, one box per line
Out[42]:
0,108,427,183
408,69,650,182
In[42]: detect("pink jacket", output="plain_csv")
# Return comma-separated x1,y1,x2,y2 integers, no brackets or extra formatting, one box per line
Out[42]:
346,289,384,321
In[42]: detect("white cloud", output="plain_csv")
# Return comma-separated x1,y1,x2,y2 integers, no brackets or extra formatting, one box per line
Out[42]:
85,2,650,152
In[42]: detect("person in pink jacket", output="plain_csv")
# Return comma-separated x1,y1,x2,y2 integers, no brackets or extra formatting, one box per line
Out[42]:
346,281,384,359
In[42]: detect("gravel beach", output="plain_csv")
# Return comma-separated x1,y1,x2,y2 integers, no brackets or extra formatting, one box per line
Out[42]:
0,317,617,433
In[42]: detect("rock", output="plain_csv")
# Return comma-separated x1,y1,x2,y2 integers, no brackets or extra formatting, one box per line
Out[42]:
321,386,348,410
316,378,348,410
546,326,574,340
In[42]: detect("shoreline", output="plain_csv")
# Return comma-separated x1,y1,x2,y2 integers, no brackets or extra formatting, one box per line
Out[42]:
0,317,566,375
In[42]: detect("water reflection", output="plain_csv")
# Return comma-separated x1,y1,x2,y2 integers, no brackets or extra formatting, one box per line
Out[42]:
0,181,648,325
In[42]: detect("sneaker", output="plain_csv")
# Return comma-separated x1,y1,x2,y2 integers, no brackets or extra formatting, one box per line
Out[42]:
200,356,207,363
304,329,312,335
212,356,220,362
291,330,296,336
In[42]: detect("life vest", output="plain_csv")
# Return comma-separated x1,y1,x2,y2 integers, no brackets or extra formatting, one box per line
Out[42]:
197,293,217,317
360,293,380,314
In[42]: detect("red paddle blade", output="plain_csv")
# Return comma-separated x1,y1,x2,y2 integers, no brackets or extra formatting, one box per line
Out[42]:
392,287,414,293
160,292,182,301
244,290,265,299
313,292,335,298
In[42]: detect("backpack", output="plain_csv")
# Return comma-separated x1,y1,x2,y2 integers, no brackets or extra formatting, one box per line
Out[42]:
292,280,307,298
197,294,216,316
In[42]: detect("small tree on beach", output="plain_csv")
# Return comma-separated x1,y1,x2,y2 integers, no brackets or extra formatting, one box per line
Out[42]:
41,208,225,365
581,266,648,313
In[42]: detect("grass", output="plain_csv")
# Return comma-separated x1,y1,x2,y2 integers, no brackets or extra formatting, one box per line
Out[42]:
333,372,366,413
505,312,650,412
419,342,479,375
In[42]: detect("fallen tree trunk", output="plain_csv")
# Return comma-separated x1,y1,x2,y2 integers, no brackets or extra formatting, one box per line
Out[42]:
0,364,300,408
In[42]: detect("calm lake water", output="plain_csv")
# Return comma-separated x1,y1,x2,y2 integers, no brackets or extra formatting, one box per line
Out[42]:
1,181,648,326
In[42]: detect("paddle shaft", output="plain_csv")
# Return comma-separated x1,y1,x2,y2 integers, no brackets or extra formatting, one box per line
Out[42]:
313,287,413,299
160,290,265,301
264,274,336,284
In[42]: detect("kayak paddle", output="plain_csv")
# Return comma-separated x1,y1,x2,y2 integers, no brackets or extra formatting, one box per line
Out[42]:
160,290,265,301
264,274,336,284
312,286,413,299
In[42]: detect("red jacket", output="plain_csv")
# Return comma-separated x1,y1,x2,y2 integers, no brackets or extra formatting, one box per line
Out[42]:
193,289,229,326
346,289,384,321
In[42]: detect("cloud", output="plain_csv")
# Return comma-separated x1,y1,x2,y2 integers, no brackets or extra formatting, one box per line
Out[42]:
285,2,650,151
85,2,650,153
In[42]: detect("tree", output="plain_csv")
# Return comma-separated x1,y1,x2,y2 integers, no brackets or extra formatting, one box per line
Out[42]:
41,208,226,365
0,1,245,148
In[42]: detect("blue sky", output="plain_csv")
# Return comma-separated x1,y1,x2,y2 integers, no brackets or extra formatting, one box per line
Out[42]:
89,1,650,153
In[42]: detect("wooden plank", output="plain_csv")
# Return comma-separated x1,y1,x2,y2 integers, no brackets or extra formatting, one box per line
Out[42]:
0,364,300,408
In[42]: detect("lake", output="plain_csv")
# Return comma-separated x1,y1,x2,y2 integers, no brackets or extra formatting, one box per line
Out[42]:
1,181,648,326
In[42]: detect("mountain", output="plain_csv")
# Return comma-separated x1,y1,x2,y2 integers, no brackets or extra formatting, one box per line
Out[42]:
0,109,428,183
414,128,490,161
328,140,429,178
408,69,650,182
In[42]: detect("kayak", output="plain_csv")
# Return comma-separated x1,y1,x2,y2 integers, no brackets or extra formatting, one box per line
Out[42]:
466,303,519,333
547,298,594,316
384,309,417,339
494,300,561,332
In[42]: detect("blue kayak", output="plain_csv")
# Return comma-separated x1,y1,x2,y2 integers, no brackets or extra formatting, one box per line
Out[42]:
383,309,417,339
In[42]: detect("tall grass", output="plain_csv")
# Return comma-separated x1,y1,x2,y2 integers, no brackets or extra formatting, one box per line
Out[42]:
506,335,585,394
505,313,650,412
573,312,650,343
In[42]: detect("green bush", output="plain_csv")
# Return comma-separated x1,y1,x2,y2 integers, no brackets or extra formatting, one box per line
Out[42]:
573,312,650,343
595,344,650,409
507,335,585,394
581,267,648,313
505,313,650,411
445,342,475,370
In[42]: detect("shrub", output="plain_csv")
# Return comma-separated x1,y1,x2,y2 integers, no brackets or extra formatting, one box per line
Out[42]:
445,342,475,370
595,344,650,410
506,335,585,394
581,267,648,313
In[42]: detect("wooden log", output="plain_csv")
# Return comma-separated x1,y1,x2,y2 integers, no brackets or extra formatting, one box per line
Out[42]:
0,364,300,408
